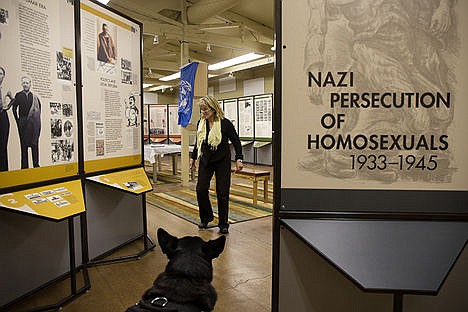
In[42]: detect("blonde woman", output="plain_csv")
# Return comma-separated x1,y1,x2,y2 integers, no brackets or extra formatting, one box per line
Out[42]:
190,96,243,234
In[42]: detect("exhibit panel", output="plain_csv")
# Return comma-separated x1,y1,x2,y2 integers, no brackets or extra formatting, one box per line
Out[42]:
80,0,142,173
149,104,168,142
0,0,79,189
281,0,468,192
279,0,468,214
223,98,238,132
238,96,254,139
254,94,272,140
274,0,468,312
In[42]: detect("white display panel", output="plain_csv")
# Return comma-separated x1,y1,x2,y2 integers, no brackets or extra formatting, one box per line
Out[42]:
281,0,468,191
238,96,254,138
80,0,141,173
223,99,238,132
254,94,272,139
149,105,167,135
168,104,180,136
0,0,78,188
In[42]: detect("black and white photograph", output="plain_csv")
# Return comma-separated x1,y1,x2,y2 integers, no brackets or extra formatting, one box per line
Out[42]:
123,181,143,190
50,102,62,115
121,58,131,71
51,119,62,138
56,51,72,81
96,139,104,156
51,139,74,163
63,120,73,137
62,103,73,117
121,70,132,84
0,8,8,24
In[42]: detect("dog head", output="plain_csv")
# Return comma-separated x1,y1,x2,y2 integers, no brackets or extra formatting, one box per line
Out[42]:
157,228,226,281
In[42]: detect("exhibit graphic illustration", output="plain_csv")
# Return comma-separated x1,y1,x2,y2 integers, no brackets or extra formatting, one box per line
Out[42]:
282,0,468,191
81,0,142,173
0,0,78,188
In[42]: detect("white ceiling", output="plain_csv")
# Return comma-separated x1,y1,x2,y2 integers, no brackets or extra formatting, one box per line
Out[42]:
107,0,275,92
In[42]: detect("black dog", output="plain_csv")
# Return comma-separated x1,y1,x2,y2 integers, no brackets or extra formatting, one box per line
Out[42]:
126,228,226,312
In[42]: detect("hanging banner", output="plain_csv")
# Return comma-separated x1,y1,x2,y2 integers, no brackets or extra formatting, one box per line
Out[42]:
282,0,468,192
80,0,142,173
0,0,78,189
178,62,198,127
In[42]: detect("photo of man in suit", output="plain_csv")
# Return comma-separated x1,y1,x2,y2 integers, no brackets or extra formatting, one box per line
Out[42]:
97,23,117,64
12,76,41,169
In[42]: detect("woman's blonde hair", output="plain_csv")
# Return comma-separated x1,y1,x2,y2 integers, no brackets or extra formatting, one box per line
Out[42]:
198,96,224,120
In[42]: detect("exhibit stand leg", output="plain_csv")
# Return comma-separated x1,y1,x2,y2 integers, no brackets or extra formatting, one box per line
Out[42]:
393,293,403,312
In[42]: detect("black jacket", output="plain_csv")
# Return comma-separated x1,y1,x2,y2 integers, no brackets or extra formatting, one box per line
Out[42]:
191,118,243,164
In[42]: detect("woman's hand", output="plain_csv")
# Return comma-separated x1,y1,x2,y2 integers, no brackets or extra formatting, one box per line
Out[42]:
189,158,196,171
235,159,243,172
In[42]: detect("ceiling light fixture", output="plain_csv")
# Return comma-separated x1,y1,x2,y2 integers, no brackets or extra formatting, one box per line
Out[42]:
153,34,159,45
208,53,264,70
206,43,211,52
228,72,234,78
143,83,153,88
148,68,152,75
159,72,180,82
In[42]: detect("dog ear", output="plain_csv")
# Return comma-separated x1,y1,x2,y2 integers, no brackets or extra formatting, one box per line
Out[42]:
203,235,226,259
157,228,178,257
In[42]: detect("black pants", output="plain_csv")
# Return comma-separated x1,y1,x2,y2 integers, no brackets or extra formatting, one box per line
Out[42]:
0,112,9,171
20,141,39,169
196,155,231,229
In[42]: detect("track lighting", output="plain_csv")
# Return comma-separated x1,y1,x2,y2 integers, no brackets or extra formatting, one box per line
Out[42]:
153,34,159,45
206,43,211,52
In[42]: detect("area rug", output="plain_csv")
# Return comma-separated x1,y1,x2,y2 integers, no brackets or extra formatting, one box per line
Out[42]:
146,186,273,226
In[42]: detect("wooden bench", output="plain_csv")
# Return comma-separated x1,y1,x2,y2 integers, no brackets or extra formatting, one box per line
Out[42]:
231,168,271,205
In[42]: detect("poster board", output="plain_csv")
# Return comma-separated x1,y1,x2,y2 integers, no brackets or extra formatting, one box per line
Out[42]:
149,105,167,137
0,0,79,189
223,98,238,132
80,0,142,173
280,0,468,214
238,96,254,139
254,94,272,139
168,104,181,136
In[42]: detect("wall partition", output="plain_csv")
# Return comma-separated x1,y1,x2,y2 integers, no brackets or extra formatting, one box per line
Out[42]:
274,0,468,311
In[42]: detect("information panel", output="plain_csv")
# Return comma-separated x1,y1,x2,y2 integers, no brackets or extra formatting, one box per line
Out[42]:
0,179,85,220
223,99,238,132
282,0,468,192
238,96,254,138
149,105,166,134
0,0,78,189
86,167,152,194
168,104,180,136
80,0,141,173
254,94,272,139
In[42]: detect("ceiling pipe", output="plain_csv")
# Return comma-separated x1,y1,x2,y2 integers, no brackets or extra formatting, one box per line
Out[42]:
187,0,240,25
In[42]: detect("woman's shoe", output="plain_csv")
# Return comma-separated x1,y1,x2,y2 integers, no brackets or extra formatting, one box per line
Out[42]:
219,227,229,234
198,221,209,229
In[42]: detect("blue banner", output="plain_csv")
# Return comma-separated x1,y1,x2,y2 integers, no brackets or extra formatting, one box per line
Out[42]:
178,62,199,127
